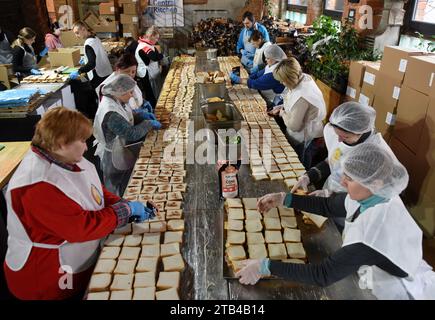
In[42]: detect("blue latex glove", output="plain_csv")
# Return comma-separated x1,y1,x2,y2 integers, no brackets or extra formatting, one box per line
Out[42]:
230,72,241,84
141,101,153,113
69,71,80,80
150,120,162,130
79,56,86,65
128,201,154,222
134,109,156,120
39,47,49,57
251,65,259,74
30,68,42,75
245,51,255,59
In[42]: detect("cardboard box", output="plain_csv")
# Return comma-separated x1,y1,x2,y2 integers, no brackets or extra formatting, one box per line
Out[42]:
99,1,117,15
403,55,435,96
345,85,360,102
379,46,426,83
118,0,140,5
93,21,120,33
393,85,430,154
361,61,380,93
122,24,139,39
358,84,375,107
46,0,67,13
0,64,11,89
121,14,140,25
60,30,85,47
83,11,101,29
123,3,140,15
48,48,81,67
348,60,367,88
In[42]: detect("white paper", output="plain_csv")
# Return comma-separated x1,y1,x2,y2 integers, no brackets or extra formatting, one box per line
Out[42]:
363,72,376,86
386,112,396,125
36,106,45,116
359,94,370,106
392,86,401,100
399,59,408,73
346,86,356,99
110,6,115,12
430,72,434,88
61,85,76,110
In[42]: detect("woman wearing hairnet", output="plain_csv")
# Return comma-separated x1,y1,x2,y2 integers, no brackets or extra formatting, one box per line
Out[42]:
94,74,162,196
236,143,435,300
229,44,286,107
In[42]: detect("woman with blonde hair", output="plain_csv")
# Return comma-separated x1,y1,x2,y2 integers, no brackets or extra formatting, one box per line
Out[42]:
135,25,164,107
271,57,327,168
11,27,48,75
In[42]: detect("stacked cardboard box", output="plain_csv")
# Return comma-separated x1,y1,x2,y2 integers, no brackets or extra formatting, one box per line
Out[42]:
119,0,146,39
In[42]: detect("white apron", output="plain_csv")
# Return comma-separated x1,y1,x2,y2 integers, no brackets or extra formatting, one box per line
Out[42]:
93,95,136,171
135,40,161,98
343,195,435,300
323,124,392,193
18,45,38,71
135,41,148,79
282,74,326,145
84,37,112,80
5,151,104,274
260,63,280,104
253,41,271,69
96,72,143,110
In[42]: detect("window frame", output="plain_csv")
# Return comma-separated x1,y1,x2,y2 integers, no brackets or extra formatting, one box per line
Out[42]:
323,0,345,21
406,0,435,37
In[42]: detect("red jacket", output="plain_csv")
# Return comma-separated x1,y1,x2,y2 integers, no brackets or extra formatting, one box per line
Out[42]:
4,180,120,300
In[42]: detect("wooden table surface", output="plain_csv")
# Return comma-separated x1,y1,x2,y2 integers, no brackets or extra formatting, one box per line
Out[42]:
0,141,31,189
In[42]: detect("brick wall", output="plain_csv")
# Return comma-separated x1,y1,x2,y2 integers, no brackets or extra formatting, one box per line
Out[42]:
306,0,323,25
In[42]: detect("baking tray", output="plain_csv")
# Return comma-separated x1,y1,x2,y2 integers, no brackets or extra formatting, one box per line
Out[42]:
222,204,311,280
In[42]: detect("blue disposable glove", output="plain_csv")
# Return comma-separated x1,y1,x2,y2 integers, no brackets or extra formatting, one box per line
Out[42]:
230,72,241,84
141,100,153,113
245,51,255,59
128,201,154,222
150,120,162,130
79,56,86,65
39,47,49,57
251,65,259,74
134,109,156,121
69,71,80,80
30,68,42,75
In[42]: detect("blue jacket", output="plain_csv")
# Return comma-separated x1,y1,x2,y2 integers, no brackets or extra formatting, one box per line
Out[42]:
247,68,285,93
236,22,270,54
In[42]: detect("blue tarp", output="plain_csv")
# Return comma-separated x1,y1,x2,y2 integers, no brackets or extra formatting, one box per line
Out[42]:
0,88,48,108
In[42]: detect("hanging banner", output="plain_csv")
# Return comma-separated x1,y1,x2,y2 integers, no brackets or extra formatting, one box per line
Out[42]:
144,0,184,27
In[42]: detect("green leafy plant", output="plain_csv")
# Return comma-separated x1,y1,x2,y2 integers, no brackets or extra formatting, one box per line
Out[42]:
415,32,435,53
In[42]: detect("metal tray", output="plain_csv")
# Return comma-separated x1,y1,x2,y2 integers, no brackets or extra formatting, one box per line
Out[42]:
201,101,243,131
197,82,227,104
196,48,218,60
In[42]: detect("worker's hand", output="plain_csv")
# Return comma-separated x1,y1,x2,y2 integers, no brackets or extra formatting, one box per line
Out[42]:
309,189,331,197
79,56,86,65
229,72,241,84
291,175,310,193
141,100,153,113
39,47,49,57
150,120,162,130
135,109,156,121
257,192,286,214
267,105,283,116
236,259,270,285
69,70,80,80
30,68,43,75
250,65,259,74
128,201,154,222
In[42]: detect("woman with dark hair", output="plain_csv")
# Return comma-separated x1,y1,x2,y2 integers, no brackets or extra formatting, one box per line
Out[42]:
45,21,64,51
249,29,271,74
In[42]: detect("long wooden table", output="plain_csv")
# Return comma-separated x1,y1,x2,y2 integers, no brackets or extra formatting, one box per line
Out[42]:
0,142,31,189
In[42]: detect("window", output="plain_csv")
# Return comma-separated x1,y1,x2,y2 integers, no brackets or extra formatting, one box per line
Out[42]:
287,0,307,24
408,0,435,37
323,0,345,20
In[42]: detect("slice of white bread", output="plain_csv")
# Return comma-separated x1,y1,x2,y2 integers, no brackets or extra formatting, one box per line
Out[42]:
245,219,263,232
110,274,134,291
246,232,265,244
136,257,159,273
225,219,244,231
226,245,246,261
264,218,281,230
253,173,268,181
114,259,137,275
231,260,246,273
245,210,262,220
302,212,328,229
284,178,298,188
248,244,268,259
132,222,150,235
282,258,306,264
242,198,258,210
150,221,167,233
161,243,180,257
141,233,161,245
86,291,110,300
283,228,301,243
281,216,297,229
164,231,183,244
157,271,180,290
265,230,283,244
99,247,120,260
162,254,185,272
133,287,155,300
285,242,307,259
226,231,246,245
225,198,243,208
167,219,185,231
119,247,141,260
113,223,132,235
134,271,156,288
141,244,160,257
227,208,244,220
104,234,125,247
110,290,133,300
268,243,287,260
123,234,143,247
166,209,183,219
88,273,112,292
263,208,279,219
156,288,180,300
278,207,295,217
94,259,116,274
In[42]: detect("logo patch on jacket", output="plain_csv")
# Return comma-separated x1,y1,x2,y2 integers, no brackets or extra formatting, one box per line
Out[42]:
91,184,102,206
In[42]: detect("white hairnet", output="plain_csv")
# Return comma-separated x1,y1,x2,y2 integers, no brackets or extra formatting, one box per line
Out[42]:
264,44,287,62
342,143,409,199
101,74,136,97
329,102,376,134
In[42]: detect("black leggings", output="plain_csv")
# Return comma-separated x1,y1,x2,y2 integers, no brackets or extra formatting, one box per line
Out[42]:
137,73,156,108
